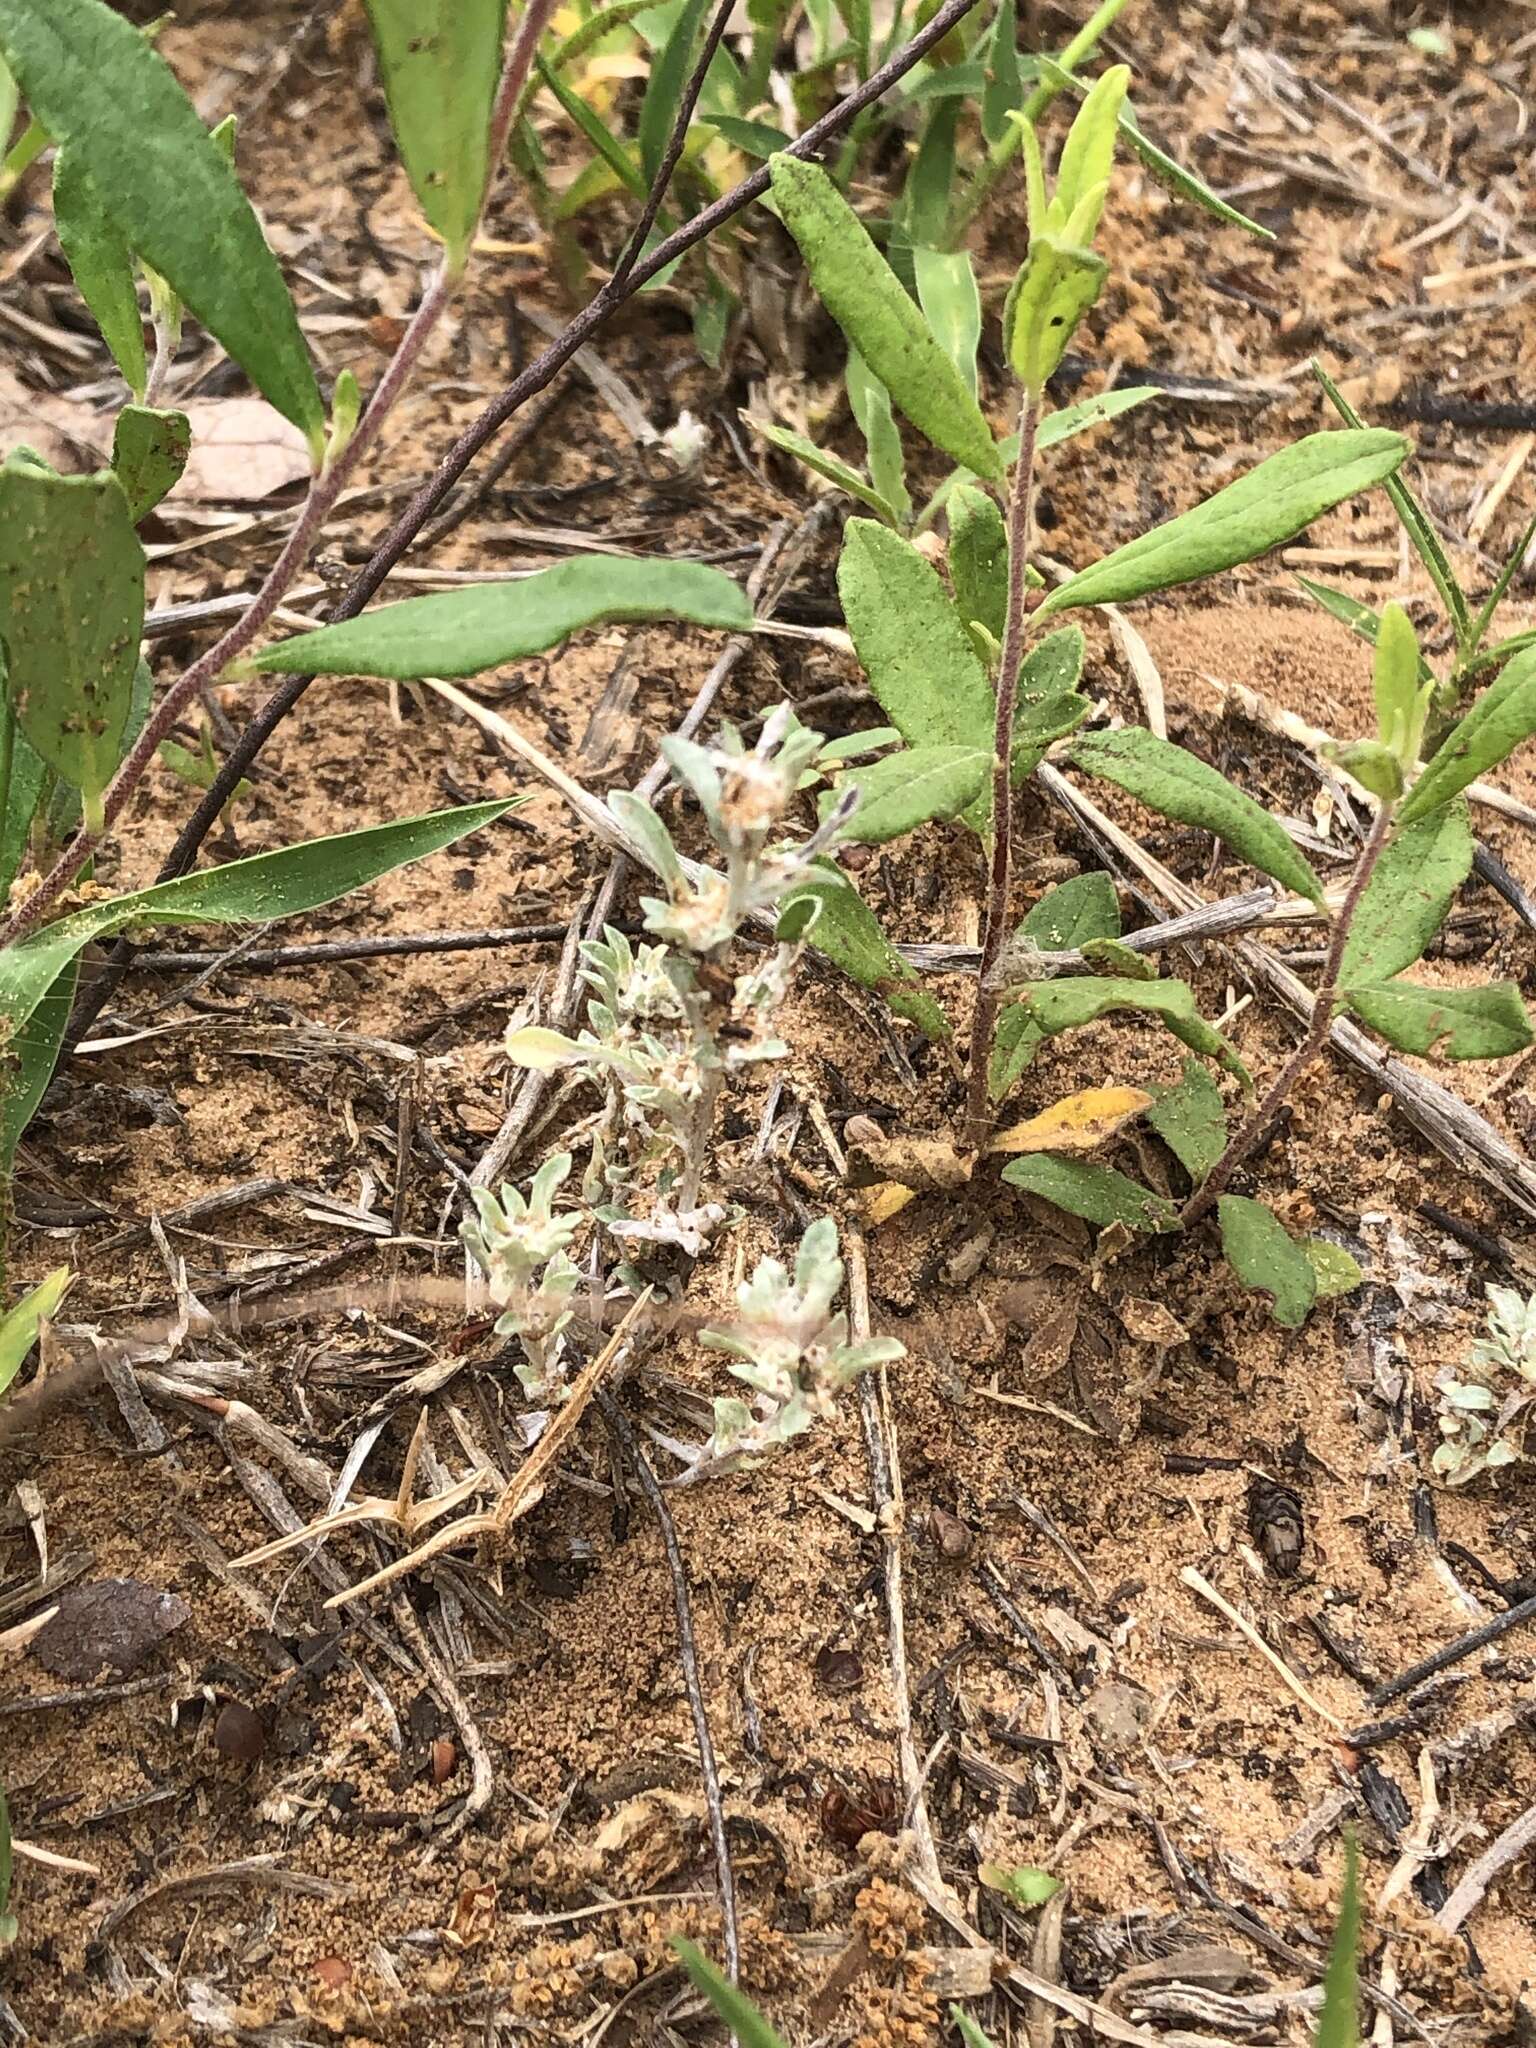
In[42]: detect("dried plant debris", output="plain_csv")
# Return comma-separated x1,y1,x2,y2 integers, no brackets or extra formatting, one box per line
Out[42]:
31,1578,190,1681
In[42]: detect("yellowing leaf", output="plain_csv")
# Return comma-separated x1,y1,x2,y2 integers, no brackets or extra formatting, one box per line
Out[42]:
857,1182,917,1227
989,1085,1152,1156
504,1025,585,1071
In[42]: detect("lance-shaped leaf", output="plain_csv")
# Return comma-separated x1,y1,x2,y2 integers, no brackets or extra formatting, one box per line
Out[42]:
1017,625,1085,705
1339,978,1531,1061
1315,1840,1362,2048
638,0,710,184
837,521,995,753
1397,644,1536,824
0,961,76,1177
0,1266,72,1400
1340,800,1472,985
248,557,752,678
0,0,323,450
112,404,190,521
673,1941,788,2048
1372,600,1428,764
1217,1195,1316,1327
1013,690,1089,782
845,348,910,526
0,464,143,823
747,417,903,526
949,484,1007,644
1002,1155,1178,1232
0,800,518,1050
778,864,949,1039
838,745,990,843
1038,430,1409,617
913,247,982,396
53,145,146,400
1070,726,1325,905
1146,1058,1227,1181
364,0,506,273
768,154,1001,481
989,1005,1043,1100
1006,973,1248,1078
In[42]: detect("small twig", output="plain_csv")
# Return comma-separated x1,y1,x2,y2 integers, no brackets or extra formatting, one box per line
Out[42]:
596,1392,740,1987
126,922,579,975
1180,1566,1345,1729
1436,1798,1536,1934
1368,1588,1536,1707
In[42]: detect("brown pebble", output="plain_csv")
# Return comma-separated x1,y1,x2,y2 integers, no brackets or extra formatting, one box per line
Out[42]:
312,1956,352,1993
924,1506,973,1560
213,1700,266,1763
430,1737,458,1783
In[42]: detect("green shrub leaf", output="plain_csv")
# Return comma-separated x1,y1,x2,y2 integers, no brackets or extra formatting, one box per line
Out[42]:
1305,1238,1364,1302
1017,871,1120,950
1004,234,1107,395
0,463,144,819
363,0,505,273
748,417,903,526
840,745,990,842
1039,430,1409,617
672,1940,788,2048
112,404,190,520
845,348,911,527
778,863,949,1039
53,145,146,399
1147,1058,1227,1180
1341,800,1472,985
1218,1195,1316,1326
768,154,1001,480
1070,726,1326,906
0,800,518,1050
1037,385,1159,450
1002,1155,1179,1232
1012,690,1089,782
837,522,995,755
989,1005,1044,1099
0,0,324,449
949,483,1008,645
249,557,752,678
1340,978,1532,1061
0,1265,71,1400
913,246,982,397
1007,973,1248,1078
639,0,710,185
1397,645,1536,824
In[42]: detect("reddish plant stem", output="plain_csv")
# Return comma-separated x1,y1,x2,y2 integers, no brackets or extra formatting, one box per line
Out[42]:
609,0,737,298
1179,799,1397,1229
962,390,1041,1152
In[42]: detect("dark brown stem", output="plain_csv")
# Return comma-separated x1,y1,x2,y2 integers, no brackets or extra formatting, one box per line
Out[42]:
962,389,1041,1152
609,0,737,298
57,0,989,1049
1179,800,1396,1229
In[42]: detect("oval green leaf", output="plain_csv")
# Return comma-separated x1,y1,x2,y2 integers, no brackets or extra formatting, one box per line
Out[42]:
1217,1195,1316,1327
1397,644,1536,824
1039,430,1409,617
840,745,990,843
112,404,190,521
1003,1155,1179,1232
950,484,1007,644
1070,726,1326,906
1340,978,1532,1061
53,144,146,400
363,0,506,273
778,862,949,1040
1017,870,1120,950
248,557,753,679
837,521,994,755
1146,1058,1227,1181
0,0,323,447
768,154,1001,480
1340,799,1472,985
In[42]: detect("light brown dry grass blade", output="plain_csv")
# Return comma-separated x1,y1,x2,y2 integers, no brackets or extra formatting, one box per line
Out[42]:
323,1291,653,1607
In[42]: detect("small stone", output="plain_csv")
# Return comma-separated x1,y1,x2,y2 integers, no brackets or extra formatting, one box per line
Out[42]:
214,1700,267,1763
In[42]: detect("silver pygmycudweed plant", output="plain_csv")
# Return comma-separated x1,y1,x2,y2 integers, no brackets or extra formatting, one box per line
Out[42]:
676,1217,905,1482
461,1152,584,1404
1433,1285,1536,1486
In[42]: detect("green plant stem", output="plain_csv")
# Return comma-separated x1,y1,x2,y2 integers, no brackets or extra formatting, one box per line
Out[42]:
1179,799,1397,1229
946,0,1133,246
962,388,1040,1152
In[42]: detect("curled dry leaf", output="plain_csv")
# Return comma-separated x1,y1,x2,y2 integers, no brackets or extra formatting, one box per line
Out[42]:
989,1085,1154,1156
1116,1296,1188,1347
844,1131,973,1191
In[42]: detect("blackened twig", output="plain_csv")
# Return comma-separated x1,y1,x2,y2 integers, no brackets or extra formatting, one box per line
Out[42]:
125,922,582,975
597,1392,740,1985
1368,1588,1536,1707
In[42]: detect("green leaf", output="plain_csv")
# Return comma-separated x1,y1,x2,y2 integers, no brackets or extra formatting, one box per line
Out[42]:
1315,1838,1362,2048
52,145,146,400
1340,800,1473,984
952,2012,998,2048
1007,974,1247,1078
704,112,792,158
363,0,505,272
768,154,1001,480
1467,506,1536,661
0,0,324,450
981,0,1020,145
901,97,961,250
0,961,76,1178
989,1005,1043,1099
1012,690,1089,782
949,483,1008,644
1004,233,1107,395
979,1861,1062,1907
1305,1238,1363,1303
1218,1196,1316,1327
779,863,949,1039
1372,600,1428,763
1080,935,1154,977
639,0,711,185
837,522,994,756
0,696,48,906
1037,385,1159,450
845,347,911,526
1039,430,1409,618
111,404,190,521
1018,870,1120,950
1070,727,1326,906
248,556,752,679
0,464,144,820
748,418,903,525
1002,1154,1179,1232
839,744,989,842
1340,978,1532,1061
1296,577,1437,689
1397,644,1536,824
1314,363,1468,645
0,800,518,1051
538,53,646,199
672,1940,789,2048
1017,625,1085,704
1323,738,1404,803
1051,62,1128,238
1147,1058,1227,1180
913,246,982,397
0,1265,71,1401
